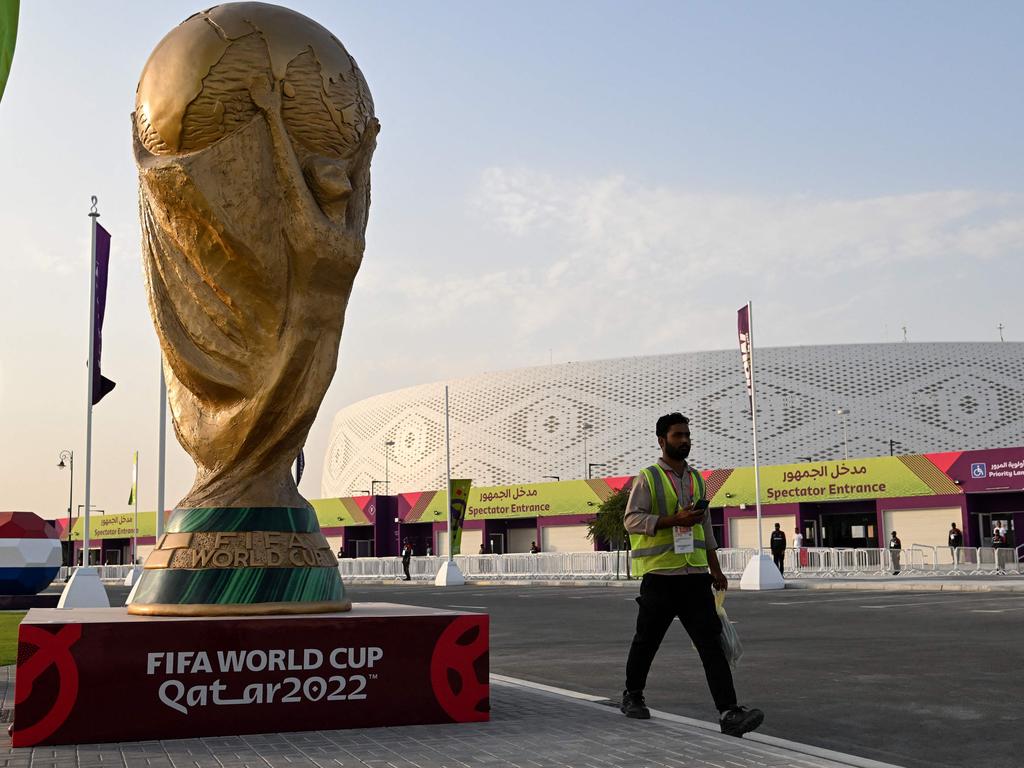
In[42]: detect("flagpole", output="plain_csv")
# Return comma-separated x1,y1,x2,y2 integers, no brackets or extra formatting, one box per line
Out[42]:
434,385,464,586
156,363,167,540
747,301,764,555
132,451,139,564
444,385,453,563
83,196,98,567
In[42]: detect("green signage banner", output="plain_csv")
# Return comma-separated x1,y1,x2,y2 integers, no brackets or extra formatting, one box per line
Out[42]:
69,511,156,541
404,479,618,522
312,497,372,528
712,457,937,506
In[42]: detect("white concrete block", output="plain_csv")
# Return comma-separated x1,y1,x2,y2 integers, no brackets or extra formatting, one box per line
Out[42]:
434,560,465,586
57,567,110,608
739,553,786,590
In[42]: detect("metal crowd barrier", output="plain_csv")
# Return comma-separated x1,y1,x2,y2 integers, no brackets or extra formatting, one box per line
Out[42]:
51,545,1024,585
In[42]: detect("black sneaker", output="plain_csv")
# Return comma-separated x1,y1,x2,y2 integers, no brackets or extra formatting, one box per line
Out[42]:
620,690,650,719
720,706,764,737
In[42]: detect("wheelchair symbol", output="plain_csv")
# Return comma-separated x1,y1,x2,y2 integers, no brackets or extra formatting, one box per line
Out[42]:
970,463,987,479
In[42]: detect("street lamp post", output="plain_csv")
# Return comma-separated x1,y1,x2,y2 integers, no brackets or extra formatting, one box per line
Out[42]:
836,408,849,460
351,489,370,496
57,450,73,567
587,463,607,480
582,422,593,478
371,479,384,496
384,439,395,495
542,475,560,482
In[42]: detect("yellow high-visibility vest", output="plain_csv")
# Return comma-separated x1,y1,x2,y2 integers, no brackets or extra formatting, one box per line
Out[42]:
630,464,708,577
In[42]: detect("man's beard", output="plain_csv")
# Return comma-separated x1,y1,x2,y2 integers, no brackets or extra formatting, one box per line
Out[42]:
665,444,690,461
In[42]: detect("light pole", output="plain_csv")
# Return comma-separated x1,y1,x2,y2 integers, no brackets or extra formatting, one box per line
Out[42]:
384,439,395,495
587,463,607,480
582,422,593,478
74,504,104,565
542,475,560,482
57,450,73,566
351,489,370,496
836,408,849,460
371,479,385,496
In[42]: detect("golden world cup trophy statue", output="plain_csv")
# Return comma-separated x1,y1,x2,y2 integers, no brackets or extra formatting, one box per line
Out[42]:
127,3,378,615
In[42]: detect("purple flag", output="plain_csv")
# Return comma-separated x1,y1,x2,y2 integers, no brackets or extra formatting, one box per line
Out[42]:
737,304,752,409
91,223,116,405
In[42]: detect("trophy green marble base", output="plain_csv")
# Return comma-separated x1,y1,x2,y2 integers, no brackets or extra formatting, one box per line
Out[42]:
126,506,347,616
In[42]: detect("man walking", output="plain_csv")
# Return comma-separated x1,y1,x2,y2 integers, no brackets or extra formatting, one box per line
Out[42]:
770,523,786,574
621,412,764,737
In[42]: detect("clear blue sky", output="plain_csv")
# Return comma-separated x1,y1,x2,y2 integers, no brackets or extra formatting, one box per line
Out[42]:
1,1,1021,517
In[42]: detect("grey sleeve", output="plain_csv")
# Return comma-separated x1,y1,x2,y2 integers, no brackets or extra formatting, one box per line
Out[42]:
623,474,659,537
702,509,718,550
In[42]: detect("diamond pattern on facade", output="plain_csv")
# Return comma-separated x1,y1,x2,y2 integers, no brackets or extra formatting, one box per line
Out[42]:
321,343,1024,496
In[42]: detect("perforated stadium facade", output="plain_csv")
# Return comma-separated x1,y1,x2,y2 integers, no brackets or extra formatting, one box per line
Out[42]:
321,343,1024,497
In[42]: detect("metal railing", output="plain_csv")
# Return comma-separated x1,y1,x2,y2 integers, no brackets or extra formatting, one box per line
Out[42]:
51,545,1024,585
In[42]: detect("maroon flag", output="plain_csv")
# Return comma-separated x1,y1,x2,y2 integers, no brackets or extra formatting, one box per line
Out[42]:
737,304,752,409
91,223,116,405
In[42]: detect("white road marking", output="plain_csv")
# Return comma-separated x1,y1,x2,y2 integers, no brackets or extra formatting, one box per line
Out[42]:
447,604,488,610
767,594,933,605
861,600,957,609
862,596,1024,609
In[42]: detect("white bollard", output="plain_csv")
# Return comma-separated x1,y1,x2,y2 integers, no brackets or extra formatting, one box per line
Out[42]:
434,560,465,586
739,553,785,590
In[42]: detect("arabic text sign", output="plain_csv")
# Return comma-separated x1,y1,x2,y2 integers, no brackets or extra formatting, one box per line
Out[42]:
406,481,611,522
70,512,156,540
714,457,936,505
949,448,1024,492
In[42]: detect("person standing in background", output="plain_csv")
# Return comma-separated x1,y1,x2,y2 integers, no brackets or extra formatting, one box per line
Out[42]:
889,531,902,575
401,540,412,581
769,523,786,575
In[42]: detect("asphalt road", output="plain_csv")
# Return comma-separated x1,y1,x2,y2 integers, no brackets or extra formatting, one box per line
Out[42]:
101,583,1023,768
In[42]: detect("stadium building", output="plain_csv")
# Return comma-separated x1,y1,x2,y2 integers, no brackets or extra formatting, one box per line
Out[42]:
54,343,1024,564
318,342,1024,556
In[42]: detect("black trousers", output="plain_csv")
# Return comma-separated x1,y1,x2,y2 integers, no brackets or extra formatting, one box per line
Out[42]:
624,573,737,713
402,560,411,579
772,550,785,573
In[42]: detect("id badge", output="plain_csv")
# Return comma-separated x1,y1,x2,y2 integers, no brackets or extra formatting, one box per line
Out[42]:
673,526,694,554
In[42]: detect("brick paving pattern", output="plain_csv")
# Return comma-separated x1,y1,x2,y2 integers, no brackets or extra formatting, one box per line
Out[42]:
0,665,885,768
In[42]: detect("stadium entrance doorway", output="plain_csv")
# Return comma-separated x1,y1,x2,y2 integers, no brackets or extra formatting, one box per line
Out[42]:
802,500,879,548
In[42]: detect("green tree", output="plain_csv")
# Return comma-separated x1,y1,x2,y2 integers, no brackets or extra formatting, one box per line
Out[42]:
586,486,635,579
586,486,630,549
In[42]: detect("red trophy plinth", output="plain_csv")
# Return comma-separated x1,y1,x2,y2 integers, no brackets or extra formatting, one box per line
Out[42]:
11,604,489,747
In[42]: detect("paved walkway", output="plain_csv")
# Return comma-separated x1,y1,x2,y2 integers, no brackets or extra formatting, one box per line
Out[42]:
0,667,900,768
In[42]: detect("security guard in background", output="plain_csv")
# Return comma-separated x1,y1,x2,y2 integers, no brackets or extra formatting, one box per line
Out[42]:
770,523,787,574
621,412,764,737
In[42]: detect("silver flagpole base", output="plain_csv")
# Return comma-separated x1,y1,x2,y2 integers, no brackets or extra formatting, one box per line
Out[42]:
739,553,785,590
434,560,465,586
57,566,111,608
123,564,145,587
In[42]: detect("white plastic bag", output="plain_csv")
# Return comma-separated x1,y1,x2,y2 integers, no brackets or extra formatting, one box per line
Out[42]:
715,590,743,668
